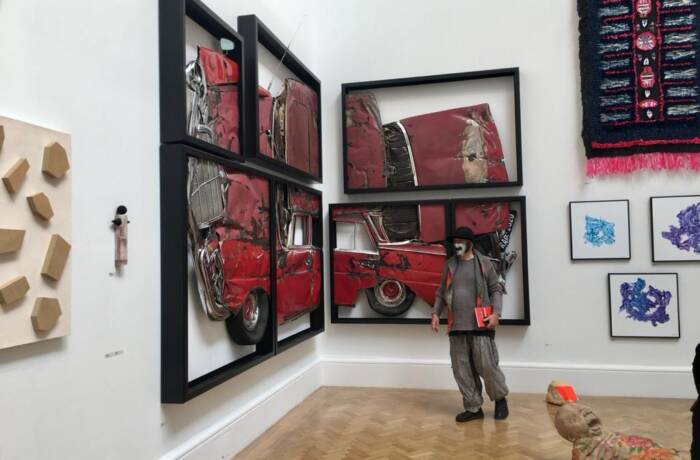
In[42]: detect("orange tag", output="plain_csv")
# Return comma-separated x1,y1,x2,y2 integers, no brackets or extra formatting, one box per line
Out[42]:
556,385,578,402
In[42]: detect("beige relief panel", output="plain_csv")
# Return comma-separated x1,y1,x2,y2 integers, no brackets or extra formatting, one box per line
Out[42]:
0,116,71,350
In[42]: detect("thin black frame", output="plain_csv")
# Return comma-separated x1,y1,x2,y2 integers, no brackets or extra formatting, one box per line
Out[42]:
237,14,323,183
271,180,326,354
341,68,523,194
161,143,325,403
569,200,631,261
329,196,530,326
650,195,700,263
159,0,247,161
607,273,680,339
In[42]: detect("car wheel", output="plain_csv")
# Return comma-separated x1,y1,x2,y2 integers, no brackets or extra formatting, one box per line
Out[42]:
366,280,415,316
226,290,270,345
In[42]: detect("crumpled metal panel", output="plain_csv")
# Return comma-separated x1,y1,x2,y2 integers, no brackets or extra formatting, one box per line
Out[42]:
289,188,320,216
257,87,274,157
378,243,445,305
219,239,270,313
418,204,446,243
196,47,240,153
401,103,508,186
276,248,321,324
217,169,270,243
345,93,387,189
454,201,510,235
332,250,379,305
280,79,320,176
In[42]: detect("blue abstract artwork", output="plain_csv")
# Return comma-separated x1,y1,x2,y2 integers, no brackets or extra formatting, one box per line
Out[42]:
618,278,671,327
661,202,700,254
584,215,615,247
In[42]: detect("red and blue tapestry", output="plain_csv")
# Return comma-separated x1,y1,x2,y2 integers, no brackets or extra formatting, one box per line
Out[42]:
579,0,700,176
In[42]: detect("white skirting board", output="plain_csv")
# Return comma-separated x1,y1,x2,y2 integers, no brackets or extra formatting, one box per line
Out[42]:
163,357,693,459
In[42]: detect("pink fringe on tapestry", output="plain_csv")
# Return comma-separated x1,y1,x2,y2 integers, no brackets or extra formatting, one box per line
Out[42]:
587,153,700,177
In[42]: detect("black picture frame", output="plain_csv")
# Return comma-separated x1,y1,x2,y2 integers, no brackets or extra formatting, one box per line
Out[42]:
341,68,523,194
650,195,700,263
159,0,247,161
237,14,323,183
607,273,681,339
569,200,631,261
161,143,324,403
329,196,530,326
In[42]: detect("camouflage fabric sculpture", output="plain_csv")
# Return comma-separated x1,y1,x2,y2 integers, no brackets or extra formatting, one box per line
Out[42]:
554,403,684,459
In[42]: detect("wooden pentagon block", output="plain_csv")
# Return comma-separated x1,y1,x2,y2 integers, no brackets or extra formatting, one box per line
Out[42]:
41,234,71,281
31,297,61,332
0,125,4,152
42,142,70,178
2,158,30,194
0,275,30,305
27,192,54,220
0,229,26,254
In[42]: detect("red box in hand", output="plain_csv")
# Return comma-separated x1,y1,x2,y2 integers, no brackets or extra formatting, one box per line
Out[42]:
474,306,493,328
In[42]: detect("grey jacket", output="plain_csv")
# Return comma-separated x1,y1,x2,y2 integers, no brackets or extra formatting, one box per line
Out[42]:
432,252,504,330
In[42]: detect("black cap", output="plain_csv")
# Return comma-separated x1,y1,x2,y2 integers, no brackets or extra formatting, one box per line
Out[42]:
448,227,476,242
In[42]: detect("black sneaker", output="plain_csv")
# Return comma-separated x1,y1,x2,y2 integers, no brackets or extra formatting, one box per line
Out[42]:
494,398,509,420
455,409,484,423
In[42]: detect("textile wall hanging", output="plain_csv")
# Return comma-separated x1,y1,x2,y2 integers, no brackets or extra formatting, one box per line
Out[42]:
579,0,700,176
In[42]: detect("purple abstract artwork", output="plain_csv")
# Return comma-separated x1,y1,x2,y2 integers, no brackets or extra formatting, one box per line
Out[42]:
661,202,700,254
619,278,671,327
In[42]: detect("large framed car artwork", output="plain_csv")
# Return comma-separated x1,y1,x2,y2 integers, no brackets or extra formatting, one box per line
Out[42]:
341,69,522,193
159,0,324,403
329,197,530,325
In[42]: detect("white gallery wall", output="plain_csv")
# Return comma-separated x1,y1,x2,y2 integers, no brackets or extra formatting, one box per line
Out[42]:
0,1,697,459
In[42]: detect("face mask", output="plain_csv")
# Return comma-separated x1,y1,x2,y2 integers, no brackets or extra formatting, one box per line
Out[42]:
454,243,467,256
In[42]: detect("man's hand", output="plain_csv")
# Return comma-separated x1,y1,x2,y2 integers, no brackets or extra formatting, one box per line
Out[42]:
430,314,440,333
485,314,500,329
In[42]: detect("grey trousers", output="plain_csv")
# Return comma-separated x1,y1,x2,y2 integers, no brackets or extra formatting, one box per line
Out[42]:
449,334,509,412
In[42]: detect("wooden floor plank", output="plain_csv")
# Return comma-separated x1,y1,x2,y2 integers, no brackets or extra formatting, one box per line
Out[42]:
235,387,693,459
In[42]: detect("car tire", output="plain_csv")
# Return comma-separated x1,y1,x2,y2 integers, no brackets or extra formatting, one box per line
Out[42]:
226,290,270,345
366,280,416,316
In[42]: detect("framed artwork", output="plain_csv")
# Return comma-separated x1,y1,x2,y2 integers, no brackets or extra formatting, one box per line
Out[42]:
272,181,325,353
238,15,322,183
651,195,700,262
569,200,631,261
608,273,680,339
159,0,247,161
160,143,324,403
329,196,530,325
578,0,700,177
341,68,522,194
0,116,72,350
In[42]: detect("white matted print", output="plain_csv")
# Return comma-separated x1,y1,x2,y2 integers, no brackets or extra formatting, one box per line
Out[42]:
608,273,680,339
651,195,700,262
570,200,630,260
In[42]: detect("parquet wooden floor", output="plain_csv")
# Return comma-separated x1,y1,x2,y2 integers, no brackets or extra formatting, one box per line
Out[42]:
235,387,693,459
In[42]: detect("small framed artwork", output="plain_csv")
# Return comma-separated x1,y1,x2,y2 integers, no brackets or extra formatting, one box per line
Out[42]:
651,195,700,262
608,273,680,339
569,200,630,260
341,68,522,193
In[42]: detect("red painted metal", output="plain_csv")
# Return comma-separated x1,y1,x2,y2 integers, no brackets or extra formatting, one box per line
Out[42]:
212,170,271,314
453,201,510,235
283,79,320,177
345,93,387,189
198,47,240,153
275,186,322,324
402,104,508,186
258,86,274,157
418,204,446,243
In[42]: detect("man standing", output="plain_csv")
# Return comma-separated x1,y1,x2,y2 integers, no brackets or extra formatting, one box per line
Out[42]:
692,342,699,459
431,227,509,423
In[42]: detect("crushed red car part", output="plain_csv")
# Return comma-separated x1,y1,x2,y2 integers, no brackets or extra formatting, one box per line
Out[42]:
187,158,271,344
186,47,241,154
345,93,387,189
258,86,274,158
275,185,322,324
